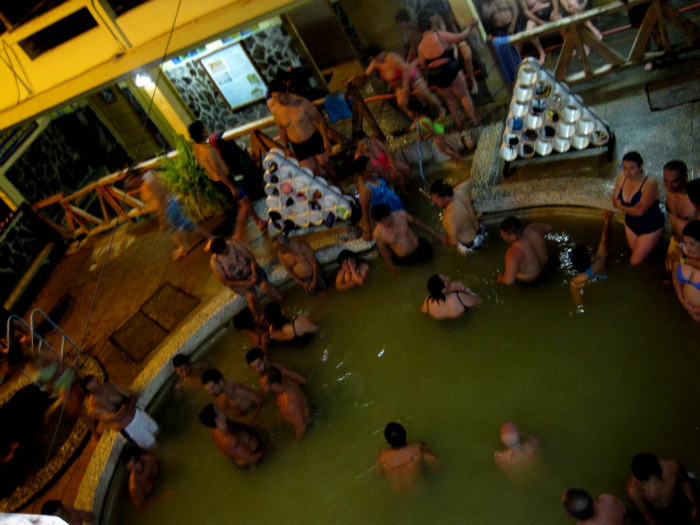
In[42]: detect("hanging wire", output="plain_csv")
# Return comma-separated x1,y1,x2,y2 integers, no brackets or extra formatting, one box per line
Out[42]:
24,0,184,515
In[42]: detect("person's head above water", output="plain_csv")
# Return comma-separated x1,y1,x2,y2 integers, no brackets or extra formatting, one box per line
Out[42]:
337,249,360,265
171,353,190,369
232,307,256,331
427,274,446,301
570,245,592,273
198,403,219,428
631,452,662,481
201,368,223,387
562,487,595,520
417,13,434,32
499,421,521,449
622,151,643,168
429,179,454,198
263,302,289,329
682,220,700,254
663,160,688,193
371,203,392,223
245,347,265,366
500,216,524,239
384,422,408,448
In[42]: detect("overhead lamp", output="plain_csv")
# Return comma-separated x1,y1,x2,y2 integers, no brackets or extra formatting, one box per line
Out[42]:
134,73,154,88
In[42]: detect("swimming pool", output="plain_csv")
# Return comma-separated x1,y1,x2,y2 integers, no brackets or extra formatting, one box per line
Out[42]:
102,209,700,525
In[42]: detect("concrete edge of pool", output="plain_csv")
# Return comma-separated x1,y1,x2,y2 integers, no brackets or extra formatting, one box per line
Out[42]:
74,123,626,520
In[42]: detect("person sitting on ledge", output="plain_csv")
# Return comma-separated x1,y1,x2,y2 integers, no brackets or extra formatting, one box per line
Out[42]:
263,366,310,440
201,368,263,421
41,499,96,525
208,236,283,320
421,274,482,320
562,487,626,525
198,403,264,467
81,375,158,450
245,348,305,391
335,249,370,291
569,211,611,308
497,216,553,284
377,422,438,491
372,204,442,273
124,447,159,511
263,302,319,343
493,421,540,471
626,452,699,525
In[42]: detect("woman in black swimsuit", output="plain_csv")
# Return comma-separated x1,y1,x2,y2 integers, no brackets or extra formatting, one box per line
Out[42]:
263,302,319,343
611,151,665,265
420,274,482,320
416,14,480,129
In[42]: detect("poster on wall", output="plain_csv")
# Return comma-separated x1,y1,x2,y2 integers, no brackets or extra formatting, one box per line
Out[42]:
200,43,267,110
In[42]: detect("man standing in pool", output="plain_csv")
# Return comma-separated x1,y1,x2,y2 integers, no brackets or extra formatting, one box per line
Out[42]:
245,348,305,391
371,204,443,273
377,422,438,491
198,404,264,467
429,179,489,255
663,161,699,275
493,421,539,471
124,447,159,511
263,366,310,439
201,368,263,422
497,216,552,284
626,452,699,525
562,487,626,524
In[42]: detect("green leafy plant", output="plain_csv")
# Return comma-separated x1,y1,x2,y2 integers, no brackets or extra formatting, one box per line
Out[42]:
158,135,227,221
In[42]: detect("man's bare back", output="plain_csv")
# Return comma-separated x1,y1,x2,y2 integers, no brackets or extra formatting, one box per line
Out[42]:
374,210,419,257
499,220,551,284
378,442,437,490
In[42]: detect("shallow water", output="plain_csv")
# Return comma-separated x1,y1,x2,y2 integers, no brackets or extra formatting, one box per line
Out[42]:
104,208,700,525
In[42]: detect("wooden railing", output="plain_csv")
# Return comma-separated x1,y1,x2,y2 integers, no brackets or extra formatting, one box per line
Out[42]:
509,0,700,83
31,90,381,239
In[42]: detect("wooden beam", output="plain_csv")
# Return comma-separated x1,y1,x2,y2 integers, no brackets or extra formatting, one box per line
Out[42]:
628,5,658,60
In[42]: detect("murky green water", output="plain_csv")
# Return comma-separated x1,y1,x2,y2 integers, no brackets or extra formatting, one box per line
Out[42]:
104,208,700,525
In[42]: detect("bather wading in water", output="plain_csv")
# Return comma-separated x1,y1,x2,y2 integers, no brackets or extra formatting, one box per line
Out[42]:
377,422,438,491
497,216,552,284
263,302,319,343
421,274,482,320
569,211,611,308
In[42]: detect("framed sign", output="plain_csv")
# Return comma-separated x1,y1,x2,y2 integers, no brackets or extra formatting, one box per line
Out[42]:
200,43,267,110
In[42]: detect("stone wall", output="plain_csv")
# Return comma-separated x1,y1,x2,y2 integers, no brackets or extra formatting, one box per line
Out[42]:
164,24,308,133
4,108,130,214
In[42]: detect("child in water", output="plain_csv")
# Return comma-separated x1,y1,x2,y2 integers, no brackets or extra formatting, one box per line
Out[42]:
407,101,465,165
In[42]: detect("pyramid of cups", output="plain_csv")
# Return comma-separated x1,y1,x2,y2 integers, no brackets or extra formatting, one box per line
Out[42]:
500,58,611,162
262,149,354,234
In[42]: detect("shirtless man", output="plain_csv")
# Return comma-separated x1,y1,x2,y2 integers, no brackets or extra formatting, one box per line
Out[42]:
124,448,159,510
171,354,206,392
245,347,305,391
267,79,338,181
430,179,489,255
41,500,96,525
81,375,158,450
201,368,263,421
481,0,522,39
663,161,698,274
371,204,442,273
377,422,438,491
208,237,282,319
198,404,264,467
497,216,552,284
493,421,540,471
519,0,559,63
562,488,627,524
359,46,445,120
188,120,267,240
264,366,310,439
626,453,699,525
272,234,325,292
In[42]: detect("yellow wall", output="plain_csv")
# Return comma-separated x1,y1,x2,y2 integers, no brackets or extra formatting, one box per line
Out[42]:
0,0,308,131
